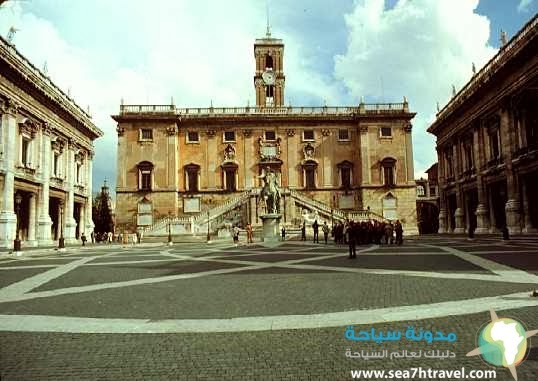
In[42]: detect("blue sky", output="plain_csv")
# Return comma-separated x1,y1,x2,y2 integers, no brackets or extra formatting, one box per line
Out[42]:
0,0,536,194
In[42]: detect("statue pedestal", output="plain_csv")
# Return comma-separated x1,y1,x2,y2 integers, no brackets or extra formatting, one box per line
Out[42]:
260,213,282,242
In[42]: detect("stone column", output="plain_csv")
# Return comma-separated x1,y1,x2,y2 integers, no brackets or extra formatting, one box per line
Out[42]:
473,126,490,234
27,192,37,246
85,152,95,234
436,146,447,233
243,130,254,188
286,129,298,187
321,129,332,187
404,123,414,184
500,107,521,234
359,126,370,185
521,179,537,233
0,100,18,248
64,141,77,243
206,130,217,190
37,123,53,245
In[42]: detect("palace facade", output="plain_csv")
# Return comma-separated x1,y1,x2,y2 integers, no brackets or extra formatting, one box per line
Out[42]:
0,36,103,249
428,15,538,235
113,31,418,235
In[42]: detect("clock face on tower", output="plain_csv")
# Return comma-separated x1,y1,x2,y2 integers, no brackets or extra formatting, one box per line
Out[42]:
262,70,276,85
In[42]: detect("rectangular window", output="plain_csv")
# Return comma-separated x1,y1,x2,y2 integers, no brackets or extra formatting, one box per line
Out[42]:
264,130,276,141
187,131,199,143
225,170,236,191
141,171,152,190
341,167,351,188
140,129,153,140
380,127,392,137
429,187,436,196
21,138,30,166
465,144,474,171
303,130,314,141
490,130,500,159
338,129,350,141
383,166,394,186
76,163,81,184
187,171,198,192
305,169,316,189
53,154,60,176
223,131,235,142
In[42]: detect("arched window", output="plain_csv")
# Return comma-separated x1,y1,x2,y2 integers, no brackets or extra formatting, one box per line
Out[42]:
222,162,238,191
265,54,273,70
137,161,154,191
337,160,353,189
416,185,425,197
381,157,396,187
302,160,318,190
184,163,200,192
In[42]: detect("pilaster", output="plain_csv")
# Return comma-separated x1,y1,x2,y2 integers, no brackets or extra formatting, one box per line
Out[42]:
0,100,18,248
64,141,77,243
85,152,94,234
37,123,53,244
359,125,370,185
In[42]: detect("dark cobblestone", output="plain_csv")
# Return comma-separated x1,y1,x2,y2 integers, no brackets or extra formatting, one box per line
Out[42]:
0,307,536,381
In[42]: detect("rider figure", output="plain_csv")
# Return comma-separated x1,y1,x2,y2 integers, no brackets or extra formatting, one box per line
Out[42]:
259,166,280,214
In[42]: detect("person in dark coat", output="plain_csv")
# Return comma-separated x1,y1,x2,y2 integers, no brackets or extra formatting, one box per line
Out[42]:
312,219,319,243
346,222,356,259
301,221,306,241
81,232,87,246
394,220,403,245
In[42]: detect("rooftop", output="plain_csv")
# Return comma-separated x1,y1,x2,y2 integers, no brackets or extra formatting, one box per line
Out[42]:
428,14,538,134
0,35,103,139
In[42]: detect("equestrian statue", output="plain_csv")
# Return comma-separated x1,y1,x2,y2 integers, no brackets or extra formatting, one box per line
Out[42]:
259,167,281,214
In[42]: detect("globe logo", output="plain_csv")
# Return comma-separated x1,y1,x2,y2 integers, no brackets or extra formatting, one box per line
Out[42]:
478,318,526,367
467,310,538,381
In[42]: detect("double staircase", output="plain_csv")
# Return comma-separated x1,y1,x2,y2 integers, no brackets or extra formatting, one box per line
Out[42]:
142,188,387,237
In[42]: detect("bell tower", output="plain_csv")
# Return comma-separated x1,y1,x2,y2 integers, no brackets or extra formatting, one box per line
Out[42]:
254,28,285,107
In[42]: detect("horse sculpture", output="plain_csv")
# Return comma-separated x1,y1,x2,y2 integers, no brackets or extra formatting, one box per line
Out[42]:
260,168,281,214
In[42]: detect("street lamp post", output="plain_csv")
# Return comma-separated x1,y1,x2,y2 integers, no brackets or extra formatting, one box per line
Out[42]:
58,200,65,249
206,209,211,243
14,192,22,252
168,211,173,245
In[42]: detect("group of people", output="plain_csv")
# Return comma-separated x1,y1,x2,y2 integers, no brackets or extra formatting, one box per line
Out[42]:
332,220,403,246
83,231,142,246
300,218,404,259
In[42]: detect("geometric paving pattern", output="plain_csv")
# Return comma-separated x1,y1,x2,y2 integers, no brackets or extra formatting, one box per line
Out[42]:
0,235,537,380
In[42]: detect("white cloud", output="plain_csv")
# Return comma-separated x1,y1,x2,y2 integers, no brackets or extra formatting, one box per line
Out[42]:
1,0,501,188
0,0,341,192
334,0,497,176
517,0,533,12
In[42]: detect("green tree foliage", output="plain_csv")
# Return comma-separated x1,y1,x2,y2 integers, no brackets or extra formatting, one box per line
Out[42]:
92,182,114,234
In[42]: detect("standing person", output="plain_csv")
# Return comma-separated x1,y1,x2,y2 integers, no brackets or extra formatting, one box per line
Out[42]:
301,221,306,241
312,219,319,243
246,223,253,244
395,220,403,245
281,226,286,241
385,222,394,245
81,232,87,246
90,230,95,244
232,225,240,246
107,231,113,244
322,221,329,244
346,222,356,259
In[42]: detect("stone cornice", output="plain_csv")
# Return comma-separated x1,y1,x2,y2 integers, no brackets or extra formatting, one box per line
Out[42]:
429,14,538,136
0,35,103,140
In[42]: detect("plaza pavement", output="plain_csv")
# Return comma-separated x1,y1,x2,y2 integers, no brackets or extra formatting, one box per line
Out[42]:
0,235,537,380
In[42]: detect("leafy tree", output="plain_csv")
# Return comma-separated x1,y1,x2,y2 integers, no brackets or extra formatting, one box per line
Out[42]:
92,181,114,235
